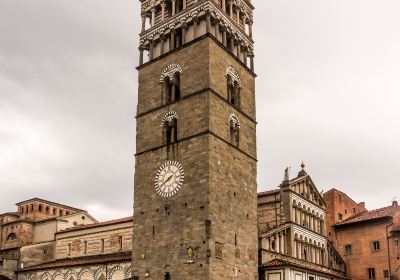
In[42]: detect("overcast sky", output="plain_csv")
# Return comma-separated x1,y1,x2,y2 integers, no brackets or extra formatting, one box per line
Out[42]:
1,0,399,221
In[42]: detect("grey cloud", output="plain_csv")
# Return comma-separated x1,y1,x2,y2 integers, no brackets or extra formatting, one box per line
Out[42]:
0,0,399,220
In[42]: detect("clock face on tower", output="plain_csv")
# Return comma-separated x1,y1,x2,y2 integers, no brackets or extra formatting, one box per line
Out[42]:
155,161,184,197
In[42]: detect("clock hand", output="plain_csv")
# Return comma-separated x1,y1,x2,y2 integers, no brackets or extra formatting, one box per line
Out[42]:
160,175,174,188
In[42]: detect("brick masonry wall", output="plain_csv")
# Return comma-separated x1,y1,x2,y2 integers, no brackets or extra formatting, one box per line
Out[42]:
323,189,367,243
335,219,392,280
132,36,258,279
55,226,133,259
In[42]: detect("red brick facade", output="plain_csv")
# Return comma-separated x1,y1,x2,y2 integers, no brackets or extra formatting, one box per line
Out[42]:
323,189,367,243
324,189,400,280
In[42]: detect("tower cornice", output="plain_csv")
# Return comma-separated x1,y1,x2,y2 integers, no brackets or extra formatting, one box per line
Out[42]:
139,0,254,53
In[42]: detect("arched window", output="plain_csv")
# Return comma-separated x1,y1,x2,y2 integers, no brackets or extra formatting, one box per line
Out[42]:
164,272,170,280
229,114,240,147
161,64,183,105
162,112,178,145
7,233,17,241
226,66,241,108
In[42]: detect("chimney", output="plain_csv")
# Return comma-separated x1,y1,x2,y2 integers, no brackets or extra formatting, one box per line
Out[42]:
393,201,398,207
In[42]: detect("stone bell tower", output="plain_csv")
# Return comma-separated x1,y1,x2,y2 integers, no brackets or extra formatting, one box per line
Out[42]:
132,0,257,279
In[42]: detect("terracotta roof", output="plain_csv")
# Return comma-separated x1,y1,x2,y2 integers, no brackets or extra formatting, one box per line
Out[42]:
16,197,86,212
392,225,400,232
0,212,19,217
258,189,280,197
18,252,131,272
263,259,287,267
58,216,133,233
335,204,400,227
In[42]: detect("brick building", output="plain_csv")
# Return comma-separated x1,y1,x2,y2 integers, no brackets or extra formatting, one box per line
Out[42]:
324,189,400,280
258,165,347,280
0,198,96,280
323,189,367,243
17,217,133,280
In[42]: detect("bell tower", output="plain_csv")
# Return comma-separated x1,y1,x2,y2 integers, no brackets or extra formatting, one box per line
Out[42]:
133,0,257,279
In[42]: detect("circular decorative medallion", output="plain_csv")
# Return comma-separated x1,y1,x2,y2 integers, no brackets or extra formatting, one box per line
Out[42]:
155,161,184,197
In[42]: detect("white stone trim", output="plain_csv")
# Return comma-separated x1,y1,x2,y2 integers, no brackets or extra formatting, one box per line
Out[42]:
293,225,326,247
93,267,106,280
226,66,242,88
160,64,183,83
229,113,240,128
291,193,325,218
140,1,253,53
161,111,178,127
107,266,123,280
77,269,94,280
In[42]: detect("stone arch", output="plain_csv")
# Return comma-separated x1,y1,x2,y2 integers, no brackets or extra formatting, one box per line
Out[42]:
160,64,183,83
229,113,240,128
64,270,77,280
28,275,39,280
226,66,242,88
160,111,178,127
18,275,28,280
52,271,63,280
123,267,132,280
40,273,52,280
77,269,94,280
107,266,124,280
161,111,178,145
94,268,106,280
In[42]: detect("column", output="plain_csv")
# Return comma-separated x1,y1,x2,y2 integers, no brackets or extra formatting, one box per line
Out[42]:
280,233,285,254
149,40,154,60
161,2,166,20
236,42,241,59
277,234,281,253
141,15,146,32
160,35,165,55
206,13,211,34
250,54,254,71
242,16,246,30
170,29,175,50
139,47,144,65
151,8,156,26
293,240,297,257
267,238,271,250
230,36,234,51
171,79,176,102
183,0,187,9
222,26,227,47
222,0,226,11
249,22,253,38
182,23,187,44
172,0,176,15
229,0,233,17
193,16,198,38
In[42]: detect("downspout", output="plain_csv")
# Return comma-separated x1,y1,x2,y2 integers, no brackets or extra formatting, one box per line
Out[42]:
386,221,394,278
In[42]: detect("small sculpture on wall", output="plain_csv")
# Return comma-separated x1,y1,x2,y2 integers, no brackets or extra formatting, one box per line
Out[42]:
186,246,194,263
